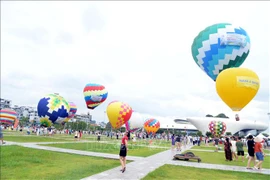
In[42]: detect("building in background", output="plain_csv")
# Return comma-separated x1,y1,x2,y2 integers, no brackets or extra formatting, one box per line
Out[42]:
0,98,12,109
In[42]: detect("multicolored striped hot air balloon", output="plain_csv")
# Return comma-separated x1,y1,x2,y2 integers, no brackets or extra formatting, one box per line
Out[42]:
0,108,18,125
37,94,70,125
191,23,250,81
83,83,108,110
144,118,160,135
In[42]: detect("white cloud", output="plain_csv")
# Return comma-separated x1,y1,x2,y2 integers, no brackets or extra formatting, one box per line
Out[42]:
1,1,269,128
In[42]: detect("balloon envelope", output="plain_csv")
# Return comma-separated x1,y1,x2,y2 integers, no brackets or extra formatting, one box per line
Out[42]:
208,121,226,137
0,108,18,125
83,83,108,110
144,118,160,134
125,111,144,132
191,23,250,81
216,67,260,112
37,94,70,124
62,102,77,124
106,101,132,129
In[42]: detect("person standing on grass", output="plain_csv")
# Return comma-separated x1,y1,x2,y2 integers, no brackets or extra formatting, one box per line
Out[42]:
97,132,101,142
175,135,181,151
236,137,245,162
119,131,128,173
254,136,265,170
224,137,232,161
171,134,175,150
230,137,237,161
214,137,219,152
74,131,78,141
0,125,5,145
246,135,255,169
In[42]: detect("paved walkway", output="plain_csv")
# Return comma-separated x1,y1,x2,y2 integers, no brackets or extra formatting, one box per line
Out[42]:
2,141,270,180
81,146,192,180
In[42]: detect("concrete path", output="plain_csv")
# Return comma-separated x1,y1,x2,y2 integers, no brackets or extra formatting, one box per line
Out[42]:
81,145,193,180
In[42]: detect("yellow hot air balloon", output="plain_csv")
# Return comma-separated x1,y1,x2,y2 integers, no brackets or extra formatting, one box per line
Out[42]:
216,67,260,120
106,101,132,129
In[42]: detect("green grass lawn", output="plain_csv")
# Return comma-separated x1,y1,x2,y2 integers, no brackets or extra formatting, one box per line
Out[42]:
3,135,72,142
143,165,269,180
43,142,167,157
182,150,270,169
191,144,253,152
1,145,122,180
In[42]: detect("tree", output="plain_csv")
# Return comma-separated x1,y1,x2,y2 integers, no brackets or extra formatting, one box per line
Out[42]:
105,122,112,130
226,132,232,136
53,123,65,130
40,118,52,127
205,131,212,137
196,131,202,137
215,113,229,118
20,116,29,126
206,114,213,117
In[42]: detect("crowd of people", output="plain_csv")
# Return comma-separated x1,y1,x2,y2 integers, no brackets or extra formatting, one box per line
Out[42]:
217,135,266,170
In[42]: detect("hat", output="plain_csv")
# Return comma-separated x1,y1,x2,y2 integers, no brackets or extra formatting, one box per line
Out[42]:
254,136,263,143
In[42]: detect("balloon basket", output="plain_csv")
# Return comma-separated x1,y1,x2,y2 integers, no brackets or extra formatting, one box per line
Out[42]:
235,113,240,121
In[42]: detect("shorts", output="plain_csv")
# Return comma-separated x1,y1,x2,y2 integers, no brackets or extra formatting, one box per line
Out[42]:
255,152,264,161
248,151,254,157
237,151,244,156
0,133,3,138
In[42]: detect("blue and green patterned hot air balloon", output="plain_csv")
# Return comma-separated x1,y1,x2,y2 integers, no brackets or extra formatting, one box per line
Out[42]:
191,23,250,81
37,94,70,125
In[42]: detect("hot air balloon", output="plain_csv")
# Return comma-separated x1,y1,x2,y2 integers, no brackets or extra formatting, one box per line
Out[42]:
37,94,70,125
0,108,18,125
125,111,144,132
191,23,250,81
216,67,260,120
106,101,132,129
62,102,77,124
144,118,160,135
208,121,226,137
14,118,19,129
83,83,108,110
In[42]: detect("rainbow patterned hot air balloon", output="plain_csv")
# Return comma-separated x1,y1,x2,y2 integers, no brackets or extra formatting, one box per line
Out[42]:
144,118,160,135
106,101,132,129
0,108,18,125
37,94,70,125
208,121,227,137
83,83,108,110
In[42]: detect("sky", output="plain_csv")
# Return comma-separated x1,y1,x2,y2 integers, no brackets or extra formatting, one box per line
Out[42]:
1,1,270,129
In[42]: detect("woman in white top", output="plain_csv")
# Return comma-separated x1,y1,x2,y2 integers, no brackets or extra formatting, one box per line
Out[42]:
230,137,237,161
